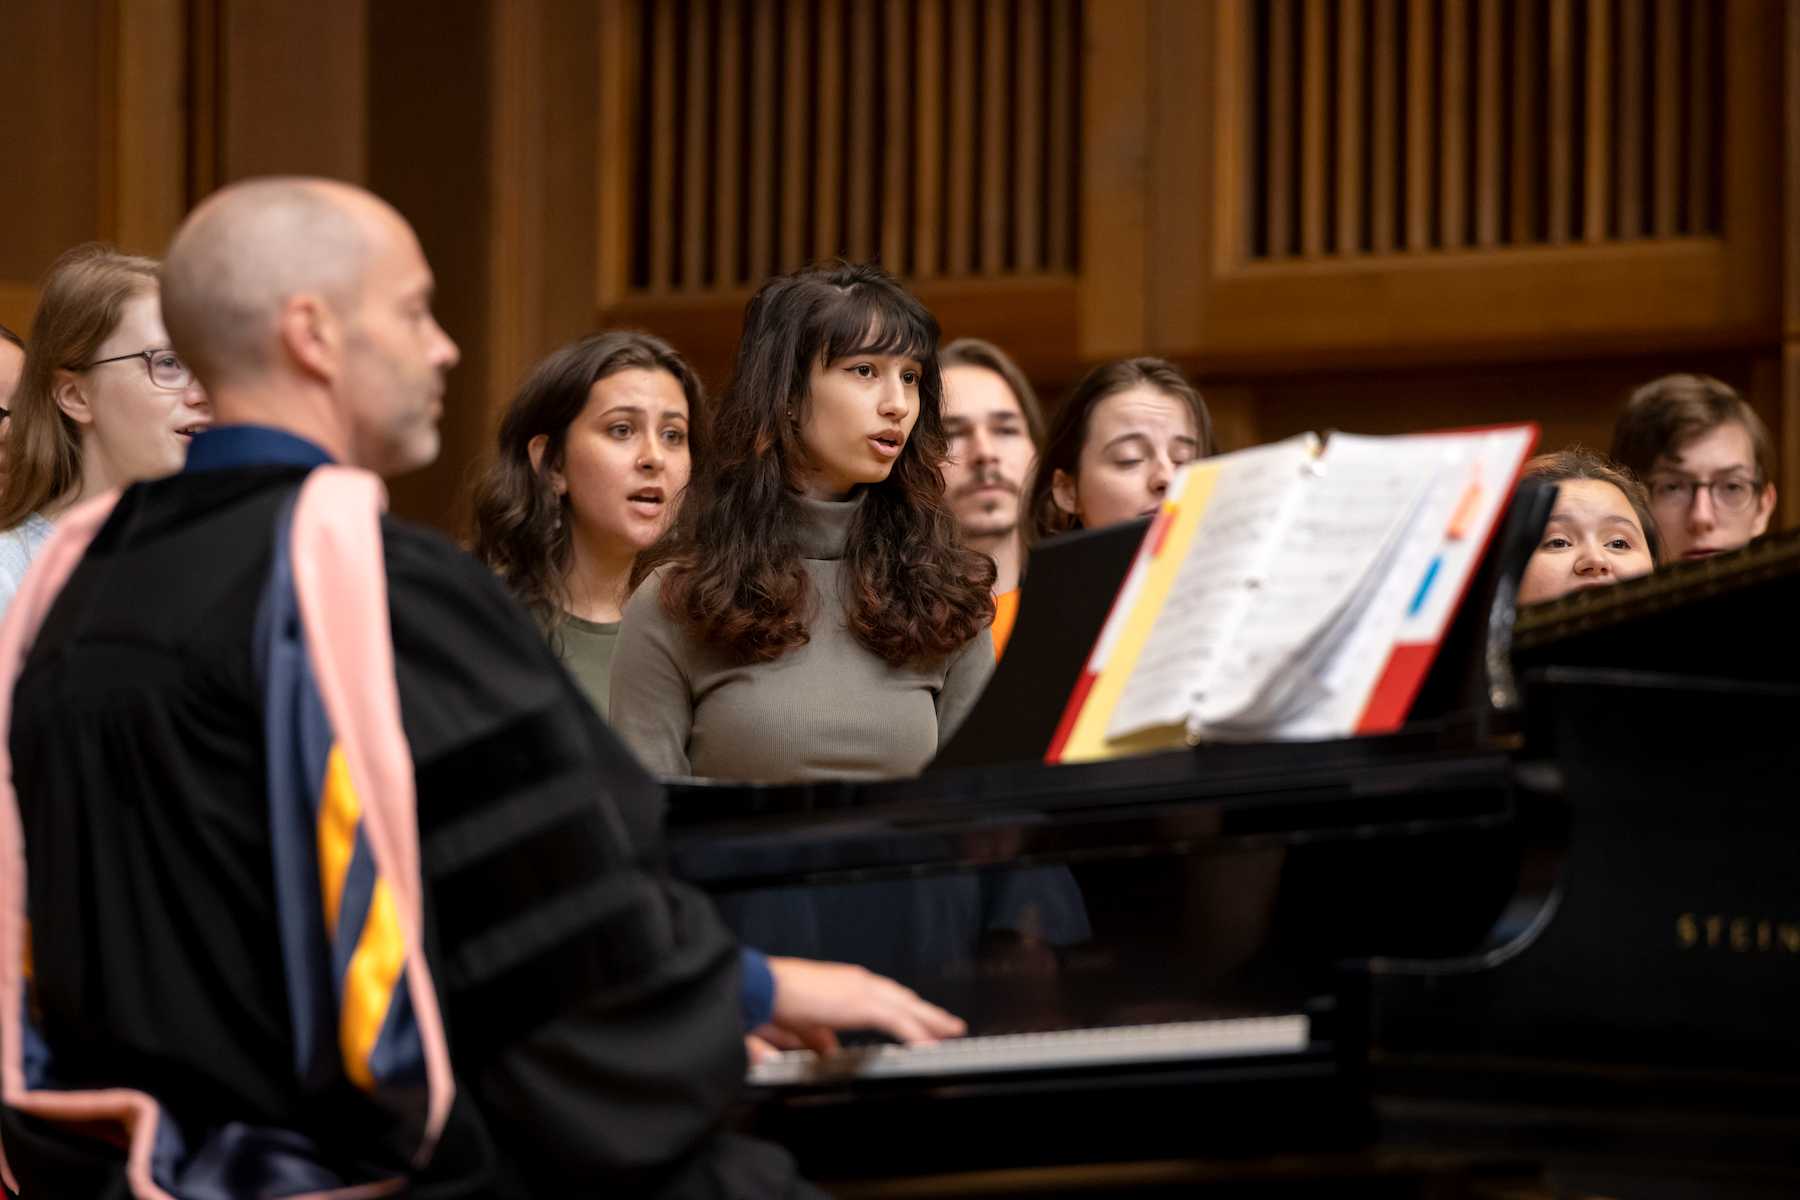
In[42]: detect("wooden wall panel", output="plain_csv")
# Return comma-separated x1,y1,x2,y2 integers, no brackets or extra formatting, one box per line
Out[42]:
597,0,639,306
112,0,188,255
1208,351,1779,464
1153,0,1781,371
482,0,605,399
537,0,604,356
1147,0,1211,354
7,0,1797,539
489,0,550,404
602,1,1081,315
1243,0,1735,260
216,0,368,183
1080,0,1151,358
0,0,187,334
368,0,492,531
0,3,106,284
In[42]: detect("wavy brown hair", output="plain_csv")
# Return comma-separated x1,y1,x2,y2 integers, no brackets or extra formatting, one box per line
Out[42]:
1027,356,1214,541
470,330,707,629
1610,373,1774,487
637,261,995,666
0,244,159,530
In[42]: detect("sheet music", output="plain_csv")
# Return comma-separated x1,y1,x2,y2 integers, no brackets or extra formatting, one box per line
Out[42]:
1268,436,1470,739
1395,425,1539,641
1197,433,1447,730
1105,436,1319,740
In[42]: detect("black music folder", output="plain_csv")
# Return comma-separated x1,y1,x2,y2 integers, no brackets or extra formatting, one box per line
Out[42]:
932,517,1148,770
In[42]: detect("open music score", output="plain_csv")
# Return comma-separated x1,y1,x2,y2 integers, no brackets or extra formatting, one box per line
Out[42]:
1049,425,1538,762
747,1015,1312,1087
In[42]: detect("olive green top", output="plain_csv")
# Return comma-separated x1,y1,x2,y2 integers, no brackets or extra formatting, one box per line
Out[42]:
556,614,622,719
609,493,994,783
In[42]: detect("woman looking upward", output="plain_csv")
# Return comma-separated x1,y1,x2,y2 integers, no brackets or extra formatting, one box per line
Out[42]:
1516,448,1659,606
472,331,700,716
611,262,996,782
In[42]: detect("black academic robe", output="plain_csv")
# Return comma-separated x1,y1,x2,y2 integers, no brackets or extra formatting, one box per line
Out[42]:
3,465,808,1198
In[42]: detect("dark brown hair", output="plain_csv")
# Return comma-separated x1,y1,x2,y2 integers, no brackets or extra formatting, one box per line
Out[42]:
0,323,22,351
638,261,995,666
1027,356,1214,540
941,337,1046,450
1610,374,1775,487
471,330,707,629
1523,446,1661,566
0,244,159,530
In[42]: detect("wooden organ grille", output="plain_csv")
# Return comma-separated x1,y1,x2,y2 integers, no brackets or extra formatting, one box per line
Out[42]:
1243,0,1724,260
621,0,1081,296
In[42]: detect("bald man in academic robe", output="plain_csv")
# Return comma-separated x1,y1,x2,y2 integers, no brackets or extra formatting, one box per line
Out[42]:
0,178,955,1199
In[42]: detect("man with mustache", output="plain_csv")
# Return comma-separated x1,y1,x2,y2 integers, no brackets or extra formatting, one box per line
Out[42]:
1610,374,1779,563
941,337,1045,659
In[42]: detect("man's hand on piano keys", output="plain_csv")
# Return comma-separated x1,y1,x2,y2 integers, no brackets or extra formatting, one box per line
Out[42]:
752,957,965,1064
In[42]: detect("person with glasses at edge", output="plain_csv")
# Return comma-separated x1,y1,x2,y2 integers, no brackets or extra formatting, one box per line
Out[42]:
0,244,210,615
1609,373,1778,563
0,322,25,465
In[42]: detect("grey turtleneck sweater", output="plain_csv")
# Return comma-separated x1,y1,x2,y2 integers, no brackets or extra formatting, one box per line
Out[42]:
608,493,994,783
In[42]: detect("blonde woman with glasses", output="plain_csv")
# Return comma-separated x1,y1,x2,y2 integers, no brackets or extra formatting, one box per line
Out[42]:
0,244,211,614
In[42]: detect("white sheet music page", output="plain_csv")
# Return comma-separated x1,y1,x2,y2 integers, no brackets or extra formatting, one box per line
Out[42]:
1105,436,1320,742
1265,435,1470,739
1195,433,1447,731
1393,425,1539,643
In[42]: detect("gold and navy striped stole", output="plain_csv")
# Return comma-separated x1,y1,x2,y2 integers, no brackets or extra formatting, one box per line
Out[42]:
257,488,429,1130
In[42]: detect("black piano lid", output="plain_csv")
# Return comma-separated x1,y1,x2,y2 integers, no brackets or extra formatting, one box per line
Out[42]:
665,481,1558,888
932,516,1149,771
1515,524,1800,682
665,476,1551,831
666,725,1517,889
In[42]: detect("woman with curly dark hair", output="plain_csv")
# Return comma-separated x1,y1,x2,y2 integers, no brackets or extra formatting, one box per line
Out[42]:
470,330,703,715
611,261,996,782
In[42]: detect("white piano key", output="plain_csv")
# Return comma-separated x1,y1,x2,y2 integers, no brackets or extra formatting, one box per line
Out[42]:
747,1014,1311,1087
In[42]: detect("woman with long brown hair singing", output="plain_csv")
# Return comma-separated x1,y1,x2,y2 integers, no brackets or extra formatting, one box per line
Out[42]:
470,330,704,716
610,261,996,783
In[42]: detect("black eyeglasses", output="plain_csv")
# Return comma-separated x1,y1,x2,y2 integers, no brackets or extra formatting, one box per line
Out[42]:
1646,475,1763,515
74,348,194,391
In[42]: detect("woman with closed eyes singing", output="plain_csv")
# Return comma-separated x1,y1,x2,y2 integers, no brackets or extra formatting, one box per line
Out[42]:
1027,356,1214,541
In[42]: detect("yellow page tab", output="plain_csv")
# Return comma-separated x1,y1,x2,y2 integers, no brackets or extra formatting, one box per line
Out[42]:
1057,461,1224,762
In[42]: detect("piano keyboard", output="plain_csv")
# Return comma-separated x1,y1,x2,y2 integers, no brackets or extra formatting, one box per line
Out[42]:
747,1014,1310,1087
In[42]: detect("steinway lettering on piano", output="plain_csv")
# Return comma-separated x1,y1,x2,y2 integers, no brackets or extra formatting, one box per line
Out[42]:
1676,913,1800,954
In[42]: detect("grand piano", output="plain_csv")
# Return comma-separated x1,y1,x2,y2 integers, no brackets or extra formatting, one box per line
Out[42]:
664,484,1800,1194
